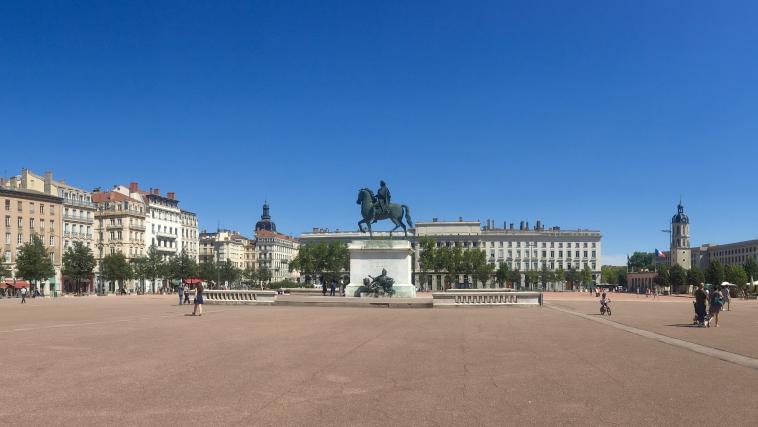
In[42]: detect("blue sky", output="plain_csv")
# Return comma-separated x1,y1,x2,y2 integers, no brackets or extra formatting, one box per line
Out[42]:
2,1,758,265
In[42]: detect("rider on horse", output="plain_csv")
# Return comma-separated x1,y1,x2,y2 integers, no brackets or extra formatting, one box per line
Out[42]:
375,181,391,215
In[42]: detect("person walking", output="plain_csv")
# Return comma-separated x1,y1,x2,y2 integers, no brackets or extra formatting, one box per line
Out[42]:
321,278,327,296
709,285,724,327
329,279,336,296
20,287,27,304
178,284,184,305
694,283,707,327
183,285,191,305
721,286,731,311
192,283,204,316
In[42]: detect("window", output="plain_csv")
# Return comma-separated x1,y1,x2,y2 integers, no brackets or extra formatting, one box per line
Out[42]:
575,251,580,258
17,234,22,244
4,200,9,210
17,217,22,227
17,201,22,212
50,220,54,232
591,251,596,258
4,233,9,244
4,216,9,227
50,205,54,214
29,218,34,229
29,203,35,214
583,251,588,258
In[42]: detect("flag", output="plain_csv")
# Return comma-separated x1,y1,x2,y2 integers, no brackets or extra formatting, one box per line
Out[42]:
655,249,666,258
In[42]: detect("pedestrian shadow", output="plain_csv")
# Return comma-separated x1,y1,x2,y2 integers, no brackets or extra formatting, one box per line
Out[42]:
666,323,698,328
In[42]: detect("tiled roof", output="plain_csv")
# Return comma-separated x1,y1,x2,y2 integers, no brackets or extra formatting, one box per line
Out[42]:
255,229,297,242
91,191,141,204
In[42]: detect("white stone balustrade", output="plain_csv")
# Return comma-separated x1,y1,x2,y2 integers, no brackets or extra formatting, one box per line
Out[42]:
432,290,543,307
197,289,277,305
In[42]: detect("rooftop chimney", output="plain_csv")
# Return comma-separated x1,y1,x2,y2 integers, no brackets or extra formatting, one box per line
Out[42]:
9,177,18,189
0,178,7,188
536,220,542,230
129,182,138,192
153,188,160,196
519,221,525,230
526,221,529,230
167,192,175,200
510,223,514,230
44,171,52,195
432,218,438,222
458,216,463,222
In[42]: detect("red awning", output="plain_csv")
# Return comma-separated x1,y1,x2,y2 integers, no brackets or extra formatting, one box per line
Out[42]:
2,279,30,289
183,278,202,285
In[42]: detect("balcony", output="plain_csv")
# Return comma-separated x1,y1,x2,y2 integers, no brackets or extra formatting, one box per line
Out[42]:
64,199,96,209
130,223,146,231
106,223,123,230
155,246,175,253
156,231,176,239
63,214,94,224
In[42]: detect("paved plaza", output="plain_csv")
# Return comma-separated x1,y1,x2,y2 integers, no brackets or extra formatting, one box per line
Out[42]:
2,294,758,426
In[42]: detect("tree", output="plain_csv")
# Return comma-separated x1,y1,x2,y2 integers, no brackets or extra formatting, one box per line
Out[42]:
555,266,566,291
743,258,758,282
525,270,539,290
654,264,670,292
705,259,724,287
565,268,579,290
257,266,272,289
289,243,317,284
15,235,55,292
686,266,705,289
198,261,218,285
62,241,96,295
725,264,748,293
581,265,593,288
290,242,348,286
130,256,150,294
241,266,257,288
417,238,437,291
469,251,494,289
495,262,509,288
218,260,242,288
144,245,167,293
539,265,554,290
601,265,618,285
166,250,198,290
628,252,654,272
1,262,12,279
102,252,132,293
668,264,687,294
507,268,522,290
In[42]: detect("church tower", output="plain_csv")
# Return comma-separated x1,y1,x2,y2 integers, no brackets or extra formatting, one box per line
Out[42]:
670,201,691,269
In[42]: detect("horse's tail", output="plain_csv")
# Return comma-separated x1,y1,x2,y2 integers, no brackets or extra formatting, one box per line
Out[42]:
402,205,413,227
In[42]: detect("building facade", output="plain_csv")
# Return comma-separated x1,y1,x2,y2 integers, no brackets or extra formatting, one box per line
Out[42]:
1,174,64,295
181,210,199,261
299,218,602,291
92,189,147,293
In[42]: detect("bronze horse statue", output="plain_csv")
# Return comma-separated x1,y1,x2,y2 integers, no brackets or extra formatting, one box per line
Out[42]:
356,188,413,237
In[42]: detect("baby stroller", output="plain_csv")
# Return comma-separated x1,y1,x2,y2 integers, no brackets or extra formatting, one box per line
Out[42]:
692,301,710,327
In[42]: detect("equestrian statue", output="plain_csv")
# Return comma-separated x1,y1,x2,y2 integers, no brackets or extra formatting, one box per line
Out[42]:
356,180,413,237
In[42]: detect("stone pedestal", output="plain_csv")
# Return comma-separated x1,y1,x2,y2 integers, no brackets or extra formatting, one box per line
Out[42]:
345,240,416,298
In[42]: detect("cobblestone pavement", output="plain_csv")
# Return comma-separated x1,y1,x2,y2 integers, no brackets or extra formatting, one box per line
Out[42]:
1,295,757,426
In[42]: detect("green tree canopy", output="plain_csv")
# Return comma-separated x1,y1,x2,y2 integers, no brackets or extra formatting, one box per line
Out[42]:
218,259,242,287
742,258,758,282
62,241,96,294
654,264,670,290
144,245,167,292
130,256,150,293
581,265,593,286
290,242,348,285
102,252,132,290
198,261,218,284
242,266,257,288
15,235,55,287
525,270,539,289
166,250,198,286
668,264,687,293
628,252,654,272
495,262,509,288
705,259,725,287
725,264,748,290
507,268,522,289
539,265,554,289
417,238,437,289
686,266,705,288
257,266,272,288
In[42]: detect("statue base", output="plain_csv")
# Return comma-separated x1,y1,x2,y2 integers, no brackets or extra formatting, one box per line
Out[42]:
345,239,416,298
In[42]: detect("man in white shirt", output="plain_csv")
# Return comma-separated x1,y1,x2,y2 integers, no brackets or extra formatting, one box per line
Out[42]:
20,287,27,304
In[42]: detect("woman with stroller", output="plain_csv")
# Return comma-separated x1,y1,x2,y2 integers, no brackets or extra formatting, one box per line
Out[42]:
693,283,707,327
